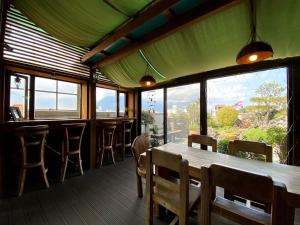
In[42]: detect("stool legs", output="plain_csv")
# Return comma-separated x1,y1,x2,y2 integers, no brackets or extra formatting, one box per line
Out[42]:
77,154,83,175
60,156,68,183
18,167,26,196
41,163,49,188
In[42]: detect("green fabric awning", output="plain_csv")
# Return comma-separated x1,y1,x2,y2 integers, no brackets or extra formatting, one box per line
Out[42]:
102,0,300,87
14,0,152,47
14,0,300,87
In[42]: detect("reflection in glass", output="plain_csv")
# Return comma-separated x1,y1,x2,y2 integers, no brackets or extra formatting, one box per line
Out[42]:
141,89,164,146
96,87,117,118
207,68,287,164
167,83,200,144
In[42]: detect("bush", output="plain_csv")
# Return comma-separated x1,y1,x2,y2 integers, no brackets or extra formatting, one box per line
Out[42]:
242,128,268,142
216,106,239,127
217,139,229,154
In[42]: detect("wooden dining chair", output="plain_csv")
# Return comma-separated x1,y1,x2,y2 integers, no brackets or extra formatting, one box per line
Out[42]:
60,123,86,182
131,135,150,197
146,149,201,225
200,164,287,225
188,134,217,152
227,139,273,211
15,125,49,196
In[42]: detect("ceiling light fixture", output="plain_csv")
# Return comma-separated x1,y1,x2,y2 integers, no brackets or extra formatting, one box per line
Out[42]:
139,64,156,87
236,0,273,65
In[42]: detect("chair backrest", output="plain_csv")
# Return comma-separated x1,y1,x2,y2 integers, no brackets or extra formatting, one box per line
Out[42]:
228,140,273,162
123,119,134,131
188,134,217,152
146,149,189,220
131,135,150,167
201,164,287,225
15,125,49,162
62,123,86,153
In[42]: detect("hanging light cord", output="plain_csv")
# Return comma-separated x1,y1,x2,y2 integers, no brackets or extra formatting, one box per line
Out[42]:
250,0,256,42
139,49,166,79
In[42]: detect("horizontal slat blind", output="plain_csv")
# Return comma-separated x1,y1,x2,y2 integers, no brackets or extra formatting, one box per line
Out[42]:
3,5,114,85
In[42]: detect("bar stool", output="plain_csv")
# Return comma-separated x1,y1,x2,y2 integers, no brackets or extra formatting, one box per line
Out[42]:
97,122,117,167
122,119,134,159
15,125,49,196
60,123,86,183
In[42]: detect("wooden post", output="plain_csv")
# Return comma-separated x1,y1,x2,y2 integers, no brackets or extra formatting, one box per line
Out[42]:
290,59,300,165
89,68,97,169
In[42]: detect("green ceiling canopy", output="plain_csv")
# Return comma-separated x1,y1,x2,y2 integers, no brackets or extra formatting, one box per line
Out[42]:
102,0,300,87
14,0,152,47
14,0,300,87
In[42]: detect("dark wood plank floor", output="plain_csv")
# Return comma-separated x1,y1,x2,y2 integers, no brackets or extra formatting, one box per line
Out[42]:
0,159,299,225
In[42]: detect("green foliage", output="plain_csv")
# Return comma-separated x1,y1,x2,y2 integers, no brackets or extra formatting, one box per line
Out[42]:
242,128,268,142
218,126,240,140
141,110,154,125
265,127,286,146
186,98,200,130
207,113,218,128
216,106,238,127
217,139,229,154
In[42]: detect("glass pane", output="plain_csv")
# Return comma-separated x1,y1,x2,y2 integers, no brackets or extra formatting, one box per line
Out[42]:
10,75,29,119
35,91,56,110
167,83,200,144
58,94,78,110
207,68,287,164
58,80,78,94
35,77,56,92
119,93,125,116
141,89,164,147
96,88,117,118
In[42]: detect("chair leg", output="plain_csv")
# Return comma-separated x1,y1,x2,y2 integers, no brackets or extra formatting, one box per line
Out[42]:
77,153,83,175
111,148,116,166
40,164,49,188
60,156,68,183
137,174,143,198
18,168,26,196
100,148,105,167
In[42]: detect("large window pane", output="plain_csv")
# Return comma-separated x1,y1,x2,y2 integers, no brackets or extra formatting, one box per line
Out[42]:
58,81,78,94
141,89,164,146
35,77,56,92
119,92,125,116
167,83,200,144
34,77,81,119
96,88,117,118
207,68,287,164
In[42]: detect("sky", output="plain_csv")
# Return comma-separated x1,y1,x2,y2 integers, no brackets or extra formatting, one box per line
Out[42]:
142,67,287,113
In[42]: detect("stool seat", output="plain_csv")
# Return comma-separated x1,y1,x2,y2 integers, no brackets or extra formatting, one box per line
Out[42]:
15,125,49,196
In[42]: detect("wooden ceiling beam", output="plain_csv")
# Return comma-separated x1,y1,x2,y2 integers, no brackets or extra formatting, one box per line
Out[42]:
94,0,240,69
81,0,179,63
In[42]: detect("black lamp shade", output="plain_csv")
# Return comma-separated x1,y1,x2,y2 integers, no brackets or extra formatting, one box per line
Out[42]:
236,41,273,65
139,75,156,87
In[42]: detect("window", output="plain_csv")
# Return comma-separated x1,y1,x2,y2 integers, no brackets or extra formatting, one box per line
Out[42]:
167,83,200,144
207,68,288,164
96,87,117,118
10,74,30,119
35,77,81,119
119,92,126,116
141,89,164,146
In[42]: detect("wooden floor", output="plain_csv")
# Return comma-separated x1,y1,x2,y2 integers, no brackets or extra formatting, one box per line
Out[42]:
0,158,299,225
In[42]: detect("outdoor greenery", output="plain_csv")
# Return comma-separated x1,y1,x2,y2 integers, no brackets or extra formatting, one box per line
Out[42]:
142,81,287,164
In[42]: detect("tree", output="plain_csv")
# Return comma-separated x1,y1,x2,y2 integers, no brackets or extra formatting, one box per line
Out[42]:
216,106,238,127
186,98,200,131
248,82,286,126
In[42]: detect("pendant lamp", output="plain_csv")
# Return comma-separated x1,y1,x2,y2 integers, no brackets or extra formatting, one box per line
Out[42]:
139,64,156,87
236,0,273,64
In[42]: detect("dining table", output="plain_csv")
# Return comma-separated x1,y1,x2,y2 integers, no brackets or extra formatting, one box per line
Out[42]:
141,142,300,225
